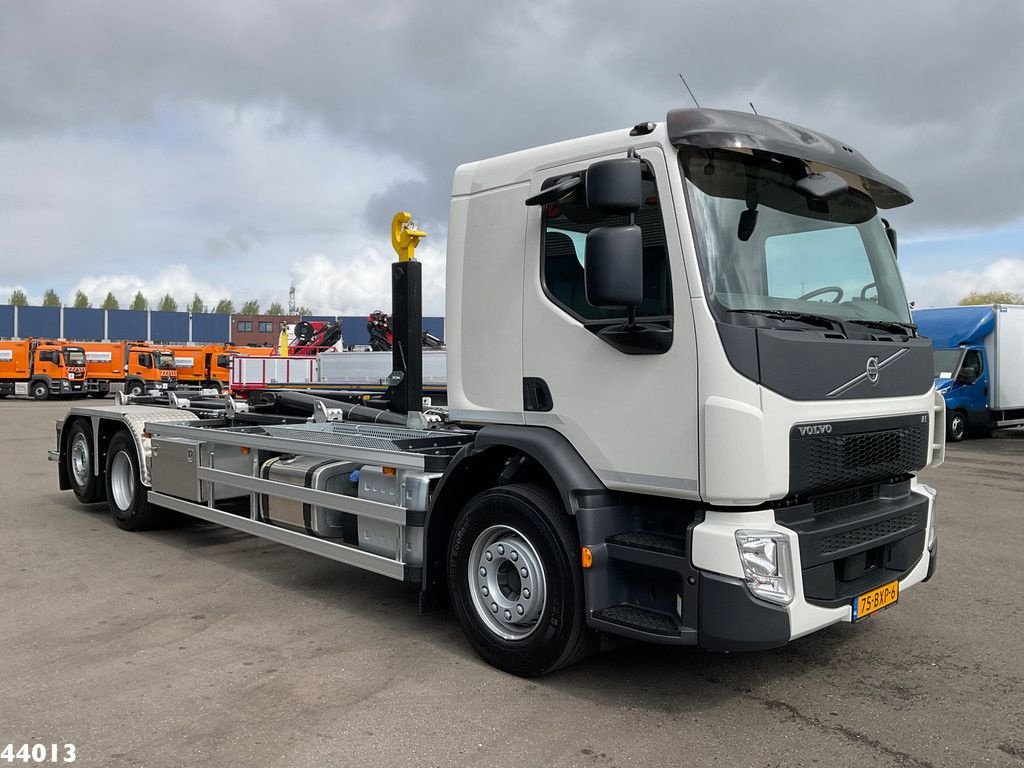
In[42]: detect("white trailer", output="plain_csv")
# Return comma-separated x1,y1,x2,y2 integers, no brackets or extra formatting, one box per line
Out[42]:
51,108,944,676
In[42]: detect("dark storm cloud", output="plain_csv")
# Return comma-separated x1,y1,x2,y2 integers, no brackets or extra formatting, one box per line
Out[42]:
1,0,1021,236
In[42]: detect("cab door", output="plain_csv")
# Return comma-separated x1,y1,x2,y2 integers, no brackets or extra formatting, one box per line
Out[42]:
521,147,699,499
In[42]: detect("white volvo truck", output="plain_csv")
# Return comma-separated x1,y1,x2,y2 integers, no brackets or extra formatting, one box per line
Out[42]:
49,108,945,676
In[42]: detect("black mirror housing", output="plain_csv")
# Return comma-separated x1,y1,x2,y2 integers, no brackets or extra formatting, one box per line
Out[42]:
882,218,898,258
586,158,643,213
585,225,643,308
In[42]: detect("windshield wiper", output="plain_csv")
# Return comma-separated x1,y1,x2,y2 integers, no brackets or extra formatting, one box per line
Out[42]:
844,318,916,336
724,308,844,333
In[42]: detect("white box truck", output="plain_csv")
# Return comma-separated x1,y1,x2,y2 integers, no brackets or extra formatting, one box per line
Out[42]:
49,108,944,676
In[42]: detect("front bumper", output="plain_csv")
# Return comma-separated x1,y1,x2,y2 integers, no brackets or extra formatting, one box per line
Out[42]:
581,480,937,650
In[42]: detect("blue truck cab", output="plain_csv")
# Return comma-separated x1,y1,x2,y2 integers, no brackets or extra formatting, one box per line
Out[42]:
914,305,1024,440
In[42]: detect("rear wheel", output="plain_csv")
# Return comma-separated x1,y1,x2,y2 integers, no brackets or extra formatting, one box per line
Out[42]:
105,431,161,530
68,421,105,503
947,410,967,442
31,381,50,401
447,483,595,677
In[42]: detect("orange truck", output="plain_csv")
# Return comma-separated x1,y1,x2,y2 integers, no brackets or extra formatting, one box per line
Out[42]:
0,339,88,400
79,342,178,397
166,344,274,392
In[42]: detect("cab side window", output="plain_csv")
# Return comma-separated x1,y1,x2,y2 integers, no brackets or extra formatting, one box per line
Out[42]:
959,350,984,384
541,171,672,322
137,353,153,368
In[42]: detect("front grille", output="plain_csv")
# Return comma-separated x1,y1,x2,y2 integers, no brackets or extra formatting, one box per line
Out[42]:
811,485,877,515
814,509,924,559
790,416,929,496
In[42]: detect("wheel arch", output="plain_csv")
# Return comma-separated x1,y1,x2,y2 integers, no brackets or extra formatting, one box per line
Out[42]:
420,425,609,611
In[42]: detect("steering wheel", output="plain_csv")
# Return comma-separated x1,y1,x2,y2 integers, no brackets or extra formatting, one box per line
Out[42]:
798,285,844,303
859,282,878,300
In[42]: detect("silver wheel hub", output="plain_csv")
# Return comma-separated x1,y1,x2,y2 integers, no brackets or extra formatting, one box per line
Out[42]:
468,525,547,641
70,433,90,487
110,451,135,511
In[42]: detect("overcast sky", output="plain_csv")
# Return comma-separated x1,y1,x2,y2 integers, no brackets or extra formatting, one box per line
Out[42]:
2,0,1023,315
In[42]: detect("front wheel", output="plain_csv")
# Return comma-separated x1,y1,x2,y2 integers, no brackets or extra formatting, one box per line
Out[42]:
947,410,967,442
447,483,595,677
126,381,145,397
67,421,105,503
31,381,50,401
105,431,161,530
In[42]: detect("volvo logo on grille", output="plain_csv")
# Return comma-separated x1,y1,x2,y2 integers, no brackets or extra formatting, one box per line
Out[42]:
865,356,880,384
825,348,910,398
797,424,833,435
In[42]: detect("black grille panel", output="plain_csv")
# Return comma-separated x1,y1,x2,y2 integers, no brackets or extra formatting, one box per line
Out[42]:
790,416,929,496
815,509,924,559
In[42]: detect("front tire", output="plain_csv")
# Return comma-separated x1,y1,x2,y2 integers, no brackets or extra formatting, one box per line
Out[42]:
31,381,50,401
105,431,160,530
947,410,967,442
447,483,595,677
67,421,105,504
126,381,145,397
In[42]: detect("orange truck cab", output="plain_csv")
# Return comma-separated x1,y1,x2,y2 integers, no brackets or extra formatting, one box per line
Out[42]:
0,339,88,400
166,344,234,392
80,342,178,397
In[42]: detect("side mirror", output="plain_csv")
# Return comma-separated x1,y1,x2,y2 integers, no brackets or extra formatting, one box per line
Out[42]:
882,218,897,258
586,158,643,214
585,225,643,308
956,366,978,384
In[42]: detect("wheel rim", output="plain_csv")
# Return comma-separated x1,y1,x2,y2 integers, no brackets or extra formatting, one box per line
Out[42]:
467,524,548,641
34,385,47,397
70,433,90,487
110,450,135,511
952,415,965,439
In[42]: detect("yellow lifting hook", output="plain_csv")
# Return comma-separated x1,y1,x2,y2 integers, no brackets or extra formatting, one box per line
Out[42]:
391,211,427,262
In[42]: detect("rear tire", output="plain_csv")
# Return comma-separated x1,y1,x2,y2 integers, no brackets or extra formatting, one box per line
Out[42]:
947,410,967,442
105,431,161,530
67,421,105,504
447,483,595,677
31,381,50,401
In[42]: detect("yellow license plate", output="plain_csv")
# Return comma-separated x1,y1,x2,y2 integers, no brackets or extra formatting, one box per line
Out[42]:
852,580,899,621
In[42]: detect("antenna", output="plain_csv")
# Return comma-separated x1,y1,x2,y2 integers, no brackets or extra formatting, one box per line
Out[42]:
677,73,701,108
287,283,297,315
749,102,759,115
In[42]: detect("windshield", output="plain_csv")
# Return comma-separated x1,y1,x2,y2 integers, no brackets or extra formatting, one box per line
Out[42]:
933,348,964,379
154,351,177,370
63,348,86,366
680,148,912,326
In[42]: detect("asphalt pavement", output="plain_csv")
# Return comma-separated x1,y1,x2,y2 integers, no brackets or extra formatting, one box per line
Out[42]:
1,400,1021,767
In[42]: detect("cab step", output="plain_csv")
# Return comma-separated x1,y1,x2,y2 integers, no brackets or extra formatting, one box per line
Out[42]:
605,530,688,571
591,604,681,637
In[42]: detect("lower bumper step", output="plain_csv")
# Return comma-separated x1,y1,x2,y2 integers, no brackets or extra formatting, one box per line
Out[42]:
591,604,680,637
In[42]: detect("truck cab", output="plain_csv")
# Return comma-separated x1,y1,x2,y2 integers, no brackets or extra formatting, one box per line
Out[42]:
130,346,178,392
0,340,87,399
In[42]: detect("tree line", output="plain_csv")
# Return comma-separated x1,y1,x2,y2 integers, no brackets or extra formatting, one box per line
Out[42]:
6,289,311,316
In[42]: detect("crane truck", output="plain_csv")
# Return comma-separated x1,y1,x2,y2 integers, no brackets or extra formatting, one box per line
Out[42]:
49,108,944,676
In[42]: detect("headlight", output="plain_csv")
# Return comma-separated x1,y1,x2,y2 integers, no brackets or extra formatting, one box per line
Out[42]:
735,531,794,605
937,385,951,394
